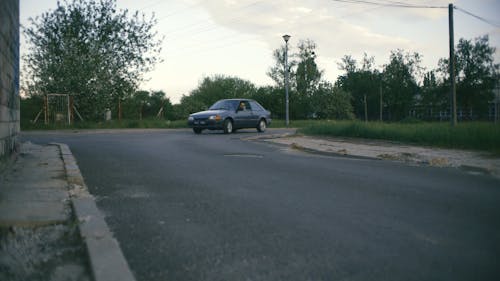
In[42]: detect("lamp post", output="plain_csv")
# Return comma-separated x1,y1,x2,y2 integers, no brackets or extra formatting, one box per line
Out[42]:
449,3,457,126
283,34,291,127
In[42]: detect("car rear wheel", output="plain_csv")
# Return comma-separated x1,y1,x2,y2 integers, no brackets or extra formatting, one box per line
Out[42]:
193,128,202,134
257,119,266,132
223,119,233,134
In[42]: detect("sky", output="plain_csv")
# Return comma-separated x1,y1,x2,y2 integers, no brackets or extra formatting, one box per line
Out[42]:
20,0,500,104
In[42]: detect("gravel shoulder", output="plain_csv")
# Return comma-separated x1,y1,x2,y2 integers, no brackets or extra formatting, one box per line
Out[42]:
248,132,500,178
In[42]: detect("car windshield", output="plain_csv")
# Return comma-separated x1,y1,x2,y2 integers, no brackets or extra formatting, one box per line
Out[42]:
209,100,236,111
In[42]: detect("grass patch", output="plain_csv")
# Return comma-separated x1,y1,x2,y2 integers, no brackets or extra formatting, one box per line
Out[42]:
21,119,187,130
296,120,500,154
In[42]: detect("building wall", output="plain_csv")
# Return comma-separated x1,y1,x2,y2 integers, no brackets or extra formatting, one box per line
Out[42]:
0,0,20,159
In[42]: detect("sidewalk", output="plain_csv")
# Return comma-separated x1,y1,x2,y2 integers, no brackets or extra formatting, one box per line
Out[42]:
0,142,135,281
250,132,500,178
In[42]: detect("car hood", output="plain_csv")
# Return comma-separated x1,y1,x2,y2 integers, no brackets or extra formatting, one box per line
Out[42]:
190,109,227,118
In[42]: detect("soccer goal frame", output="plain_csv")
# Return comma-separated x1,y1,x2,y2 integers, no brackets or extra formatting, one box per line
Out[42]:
33,94,83,125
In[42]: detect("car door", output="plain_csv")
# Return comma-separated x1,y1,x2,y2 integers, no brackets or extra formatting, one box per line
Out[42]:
249,101,263,126
234,100,252,128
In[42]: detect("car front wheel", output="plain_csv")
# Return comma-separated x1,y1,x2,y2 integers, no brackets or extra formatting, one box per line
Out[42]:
223,119,233,134
257,119,266,132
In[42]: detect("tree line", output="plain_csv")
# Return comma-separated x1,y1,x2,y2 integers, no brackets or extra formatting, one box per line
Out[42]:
21,0,499,123
337,35,498,122
174,35,498,122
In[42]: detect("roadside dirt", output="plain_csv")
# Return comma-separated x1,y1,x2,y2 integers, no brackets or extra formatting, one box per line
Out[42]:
249,133,500,178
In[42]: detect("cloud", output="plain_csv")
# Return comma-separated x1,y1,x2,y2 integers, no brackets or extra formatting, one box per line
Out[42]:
197,0,416,60
176,0,498,87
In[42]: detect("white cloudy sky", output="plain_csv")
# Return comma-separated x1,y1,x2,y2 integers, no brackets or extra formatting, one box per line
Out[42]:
20,0,500,103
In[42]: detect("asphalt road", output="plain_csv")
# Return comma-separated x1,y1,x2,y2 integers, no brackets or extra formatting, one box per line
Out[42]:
23,129,500,281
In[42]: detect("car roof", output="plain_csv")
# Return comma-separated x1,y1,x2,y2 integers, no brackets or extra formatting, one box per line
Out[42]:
220,98,255,102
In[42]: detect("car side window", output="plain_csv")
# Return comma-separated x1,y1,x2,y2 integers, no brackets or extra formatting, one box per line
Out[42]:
238,101,252,111
244,101,252,111
230,101,239,111
222,101,232,110
250,101,263,111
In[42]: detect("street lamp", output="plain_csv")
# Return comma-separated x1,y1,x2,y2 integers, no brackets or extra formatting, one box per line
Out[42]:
283,34,291,127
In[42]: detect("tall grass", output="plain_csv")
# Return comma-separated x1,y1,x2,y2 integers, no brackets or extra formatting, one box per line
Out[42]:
297,120,500,154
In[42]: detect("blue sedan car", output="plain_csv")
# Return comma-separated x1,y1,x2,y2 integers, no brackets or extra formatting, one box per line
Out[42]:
188,99,272,134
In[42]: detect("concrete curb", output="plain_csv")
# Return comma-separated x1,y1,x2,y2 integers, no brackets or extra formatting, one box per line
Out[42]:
51,143,136,281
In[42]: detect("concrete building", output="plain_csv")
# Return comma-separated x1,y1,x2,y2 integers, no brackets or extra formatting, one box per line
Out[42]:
0,0,20,161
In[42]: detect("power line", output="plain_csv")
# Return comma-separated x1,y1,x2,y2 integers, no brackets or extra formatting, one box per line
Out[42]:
330,1,500,28
156,1,205,22
161,0,499,62
168,1,368,56
159,0,265,38
164,0,420,58
143,1,283,61
329,0,447,9
160,1,268,44
454,6,500,28
164,1,354,57
167,35,260,58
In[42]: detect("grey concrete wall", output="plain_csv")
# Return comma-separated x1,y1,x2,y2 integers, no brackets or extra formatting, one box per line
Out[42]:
0,0,20,159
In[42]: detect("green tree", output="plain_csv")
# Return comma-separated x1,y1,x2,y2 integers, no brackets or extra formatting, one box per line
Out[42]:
189,75,257,106
296,39,322,96
267,39,327,119
418,71,448,120
175,95,206,119
251,86,284,119
336,53,380,120
122,90,148,119
122,90,173,119
148,91,174,120
311,82,354,120
23,0,162,120
381,50,422,121
293,40,323,118
20,95,45,127
135,90,150,120
438,35,498,119
267,45,297,89
338,55,357,73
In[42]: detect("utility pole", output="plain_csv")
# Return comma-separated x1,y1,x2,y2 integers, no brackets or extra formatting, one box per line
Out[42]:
449,3,457,126
495,78,500,124
44,95,48,125
283,34,291,127
379,84,383,122
118,99,122,121
67,95,71,125
364,94,368,123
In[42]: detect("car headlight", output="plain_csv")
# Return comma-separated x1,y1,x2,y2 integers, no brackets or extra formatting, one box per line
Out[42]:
208,115,222,121
188,116,194,121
